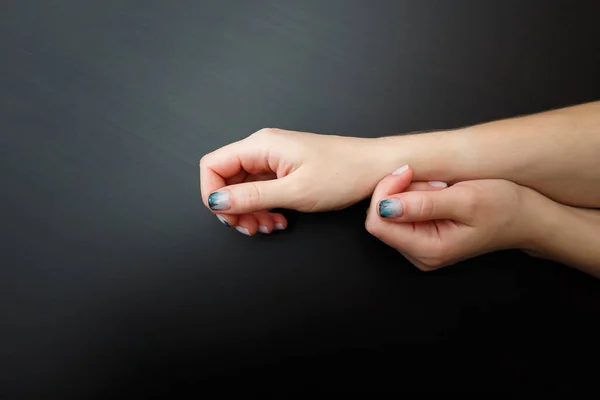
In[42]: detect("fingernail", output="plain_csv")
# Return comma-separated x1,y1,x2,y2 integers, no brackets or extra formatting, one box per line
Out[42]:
235,226,250,236
258,225,270,234
378,199,403,218
274,223,285,230
208,191,231,210
392,164,409,175
216,215,229,227
428,181,447,188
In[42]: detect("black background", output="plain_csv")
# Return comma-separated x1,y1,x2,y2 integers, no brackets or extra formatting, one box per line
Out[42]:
2,0,600,395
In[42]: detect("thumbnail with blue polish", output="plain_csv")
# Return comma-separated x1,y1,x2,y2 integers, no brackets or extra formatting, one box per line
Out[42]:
208,191,231,210
378,199,401,218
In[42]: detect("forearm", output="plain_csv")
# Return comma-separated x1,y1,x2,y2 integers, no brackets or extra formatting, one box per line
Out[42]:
527,196,600,279
372,101,600,207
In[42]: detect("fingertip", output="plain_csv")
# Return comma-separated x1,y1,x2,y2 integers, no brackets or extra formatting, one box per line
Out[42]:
253,211,275,234
428,181,448,188
406,181,447,192
374,165,414,198
270,212,288,231
236,214,258,236
391,164,410,176
216,214,230,227
235,226,252,236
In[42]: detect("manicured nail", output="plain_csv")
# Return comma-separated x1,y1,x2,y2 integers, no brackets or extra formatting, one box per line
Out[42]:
428,181,447,188
378,199,403,218
208,191,231,210
235,226,250,236
216,215,229,227
392,165,409,175
258,225,269,234
274,223,285,230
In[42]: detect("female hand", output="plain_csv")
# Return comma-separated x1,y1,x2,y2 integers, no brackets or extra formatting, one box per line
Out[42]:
365,165,542,270
199,128,395,235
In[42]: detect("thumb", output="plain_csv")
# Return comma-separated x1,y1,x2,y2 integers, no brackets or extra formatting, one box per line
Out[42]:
377,188,469,222
207,176,296,214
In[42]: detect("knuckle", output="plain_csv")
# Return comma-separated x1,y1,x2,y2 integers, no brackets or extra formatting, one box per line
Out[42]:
199,154,208,167
237,182,262,209
415,195,436,219
246,182,262,206
253,127,280,138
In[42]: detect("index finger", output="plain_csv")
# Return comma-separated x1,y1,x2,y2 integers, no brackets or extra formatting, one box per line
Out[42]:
199,141,242,208
371,165,414,201
199,138,271,209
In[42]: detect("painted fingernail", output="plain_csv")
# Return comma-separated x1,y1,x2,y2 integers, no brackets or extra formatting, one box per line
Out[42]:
208,191,231,210
258,225,270,234
428,181,447,188
274,223,285,230
378,199,403,218
216,215,229,227
235,226,250,236
392,164,409,175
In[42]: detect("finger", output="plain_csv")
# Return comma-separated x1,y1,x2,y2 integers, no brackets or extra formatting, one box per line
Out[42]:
406,181,448,192
367,166,423,254
215,213,238,228
376,180,447,221
367,164,412,233
254,211,274,234
377,188,469,222
226,169,249,186
366,215,424,255
371,164,414,201
244,173,277,183
234,214,259,236
206,176,298,214
270,212,288,231
368,181,442,215
200,137,274,209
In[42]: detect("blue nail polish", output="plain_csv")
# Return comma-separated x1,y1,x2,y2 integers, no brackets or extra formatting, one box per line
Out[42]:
208,191,231,210
379,199,402,218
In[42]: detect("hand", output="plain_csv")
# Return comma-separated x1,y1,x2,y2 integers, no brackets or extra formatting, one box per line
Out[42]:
200,128,391,235
365,165,541,270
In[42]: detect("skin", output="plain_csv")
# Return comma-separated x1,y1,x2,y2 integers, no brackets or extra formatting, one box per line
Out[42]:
366,165,600,278
199,101,600,277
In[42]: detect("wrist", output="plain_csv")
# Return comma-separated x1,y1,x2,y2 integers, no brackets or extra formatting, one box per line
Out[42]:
516,186,561,253
367,130,466,182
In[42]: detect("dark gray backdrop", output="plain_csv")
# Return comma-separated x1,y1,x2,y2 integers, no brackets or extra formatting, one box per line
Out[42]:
2,0,600,395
